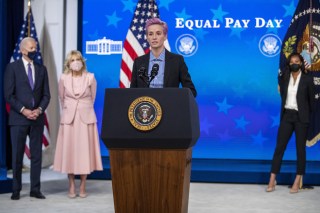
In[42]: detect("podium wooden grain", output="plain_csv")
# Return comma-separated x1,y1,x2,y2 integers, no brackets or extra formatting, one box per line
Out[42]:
109,148,192,213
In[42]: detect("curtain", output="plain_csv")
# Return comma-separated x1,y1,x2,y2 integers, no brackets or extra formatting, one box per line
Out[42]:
0,0,24,177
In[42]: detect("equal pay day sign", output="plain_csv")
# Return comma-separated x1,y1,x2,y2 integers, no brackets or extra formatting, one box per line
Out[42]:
175,18,283,29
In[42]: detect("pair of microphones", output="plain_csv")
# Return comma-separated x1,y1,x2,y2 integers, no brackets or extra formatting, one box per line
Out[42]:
138,64,159,87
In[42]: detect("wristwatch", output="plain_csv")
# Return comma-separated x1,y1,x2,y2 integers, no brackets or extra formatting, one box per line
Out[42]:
38,107,43,114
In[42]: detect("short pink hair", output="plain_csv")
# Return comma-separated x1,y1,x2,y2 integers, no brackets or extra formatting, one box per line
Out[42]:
145,18,168,35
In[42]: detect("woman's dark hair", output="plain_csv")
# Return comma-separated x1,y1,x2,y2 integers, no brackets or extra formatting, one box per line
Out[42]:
286,52,305,73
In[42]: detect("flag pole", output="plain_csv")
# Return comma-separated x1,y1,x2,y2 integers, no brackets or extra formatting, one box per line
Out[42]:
286,0,315,192
22,0,32,171
27,0,31,37
300,0,315,191
296,0,315,192
309,0,314,71
151,0,155,17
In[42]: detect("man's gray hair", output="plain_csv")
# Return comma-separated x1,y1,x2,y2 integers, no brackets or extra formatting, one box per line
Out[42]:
20,37,36,50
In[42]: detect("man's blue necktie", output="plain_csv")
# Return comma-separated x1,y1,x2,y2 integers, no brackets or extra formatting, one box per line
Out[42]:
27,63,35,107
27,63,34,89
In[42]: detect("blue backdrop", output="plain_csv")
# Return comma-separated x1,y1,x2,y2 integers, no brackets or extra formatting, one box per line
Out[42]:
81,0,320,161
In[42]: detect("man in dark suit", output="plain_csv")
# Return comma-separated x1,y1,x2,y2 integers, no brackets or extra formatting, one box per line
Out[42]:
3,37,50,200
130,17,197,97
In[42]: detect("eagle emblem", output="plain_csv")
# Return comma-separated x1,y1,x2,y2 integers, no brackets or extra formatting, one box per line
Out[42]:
175,34,198,57
259,34,281,57
128,96,162,131
137,105,154,123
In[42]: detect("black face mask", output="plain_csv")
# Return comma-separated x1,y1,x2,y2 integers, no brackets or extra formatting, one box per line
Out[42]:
289,63,301,72
27,51,37,61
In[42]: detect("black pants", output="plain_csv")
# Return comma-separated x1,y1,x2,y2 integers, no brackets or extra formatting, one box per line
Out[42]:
271,109,308,175
10,125,44,193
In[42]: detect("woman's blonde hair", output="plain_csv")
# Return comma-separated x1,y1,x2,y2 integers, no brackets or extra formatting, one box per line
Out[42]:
63,50,87,74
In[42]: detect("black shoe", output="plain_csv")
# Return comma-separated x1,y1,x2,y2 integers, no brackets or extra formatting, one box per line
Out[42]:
30,191,46,199
11,191,20,200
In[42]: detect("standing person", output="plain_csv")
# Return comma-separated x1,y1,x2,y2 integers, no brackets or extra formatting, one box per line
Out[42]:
4,37,51,200
130,17,197,97
53,50,103,198
267,52,315,193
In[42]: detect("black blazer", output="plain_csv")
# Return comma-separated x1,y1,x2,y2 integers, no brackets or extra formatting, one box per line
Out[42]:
4,59,51,125
130,49,197,97
279,71,315,123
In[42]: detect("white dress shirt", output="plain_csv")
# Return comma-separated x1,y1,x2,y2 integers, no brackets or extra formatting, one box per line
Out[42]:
284,72,301,111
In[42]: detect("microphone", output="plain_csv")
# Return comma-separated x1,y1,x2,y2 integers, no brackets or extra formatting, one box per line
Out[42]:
148,64,159,86
150,64,159,78
138,65,149,86
138,65,147,77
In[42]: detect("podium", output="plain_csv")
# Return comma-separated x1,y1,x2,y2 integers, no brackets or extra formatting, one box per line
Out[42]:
101,88,200,213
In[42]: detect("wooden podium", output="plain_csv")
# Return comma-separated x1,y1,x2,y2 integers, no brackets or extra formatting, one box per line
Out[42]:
101,88,200,213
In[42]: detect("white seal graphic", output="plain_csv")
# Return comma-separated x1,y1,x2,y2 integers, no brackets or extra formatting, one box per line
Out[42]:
175,34,198,57
259,34,281,57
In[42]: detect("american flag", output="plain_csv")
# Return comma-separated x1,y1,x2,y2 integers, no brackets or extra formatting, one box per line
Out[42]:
9,9,50,160
278,0,320,147
119,0,162,88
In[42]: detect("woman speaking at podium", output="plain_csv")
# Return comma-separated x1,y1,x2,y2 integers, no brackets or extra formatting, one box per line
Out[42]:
130,17,197,97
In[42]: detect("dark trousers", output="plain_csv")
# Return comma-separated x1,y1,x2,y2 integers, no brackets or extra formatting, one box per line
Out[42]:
10,125,44,193
271,109,308,175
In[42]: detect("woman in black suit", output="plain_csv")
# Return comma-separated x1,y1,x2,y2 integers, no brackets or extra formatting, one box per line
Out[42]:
266,52,315,193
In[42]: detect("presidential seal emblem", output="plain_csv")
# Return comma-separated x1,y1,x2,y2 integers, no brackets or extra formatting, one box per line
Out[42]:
297,23,320,71
128,96,162,131
259,34,281,57
175,34,198,57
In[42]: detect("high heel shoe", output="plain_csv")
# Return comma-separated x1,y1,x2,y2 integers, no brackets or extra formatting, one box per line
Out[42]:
289,188,299,194
79,193,87,198
290,175,301,194
266,181,277,192
290,185,299,194
68,193,76,198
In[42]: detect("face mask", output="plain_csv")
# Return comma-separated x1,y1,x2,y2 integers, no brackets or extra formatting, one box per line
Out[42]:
69,61,83,72
27,51,37,61
289,64,301,72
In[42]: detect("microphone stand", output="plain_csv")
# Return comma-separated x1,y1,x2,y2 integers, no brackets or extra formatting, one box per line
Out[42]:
138,66,150,87
147,64,159,87
147,73,158,87
139,64,159,87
